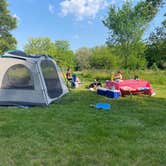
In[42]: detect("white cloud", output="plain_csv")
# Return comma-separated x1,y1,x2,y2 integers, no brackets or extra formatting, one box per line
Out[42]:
60,0,109,20
49,4,55,14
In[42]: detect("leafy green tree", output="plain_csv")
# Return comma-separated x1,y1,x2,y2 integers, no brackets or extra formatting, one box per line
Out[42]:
54,40,76,69
90,46,119,69
145,15,166,69
103,0,163,68
55,40,70,51
55,48,76,69
24,37,76,69
126,54,147,70
24,37,55,55
0,0,17,54
76,47,92,70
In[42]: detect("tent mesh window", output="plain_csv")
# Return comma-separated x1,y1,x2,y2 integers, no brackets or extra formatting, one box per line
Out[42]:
41,60,63,98
1,64,34,89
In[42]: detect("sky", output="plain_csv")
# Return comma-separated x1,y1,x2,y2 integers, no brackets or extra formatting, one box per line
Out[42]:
7,0,166,51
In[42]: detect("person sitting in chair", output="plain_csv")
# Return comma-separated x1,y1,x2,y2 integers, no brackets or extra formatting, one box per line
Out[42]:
113,70,123,81
66,67,72,81
66,67,81,88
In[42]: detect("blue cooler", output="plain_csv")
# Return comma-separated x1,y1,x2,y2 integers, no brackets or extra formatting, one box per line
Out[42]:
97,88,108,96
71,74,77,88
106,90,120,99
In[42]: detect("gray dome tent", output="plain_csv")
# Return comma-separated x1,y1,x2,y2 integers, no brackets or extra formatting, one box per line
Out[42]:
0,50,68,106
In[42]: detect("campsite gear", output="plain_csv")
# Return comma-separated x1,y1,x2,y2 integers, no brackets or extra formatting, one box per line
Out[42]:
0,50,68,106
95,103,111,110
105,79,155,96
71,73,77,88
70,73,81,88
97,88,120,99
106,89,120,99
97,88,107,96
88,80,102,90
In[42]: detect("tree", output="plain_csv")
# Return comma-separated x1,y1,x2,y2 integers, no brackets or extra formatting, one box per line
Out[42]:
55,40,70,51
24,37,55,55
23,37,76,69
0,0,17,54
55,48,76,69
76,46,120,70
145,14,166,69
103,0,163,68
76,47,92,70
54,40,76,69
89,46,119,70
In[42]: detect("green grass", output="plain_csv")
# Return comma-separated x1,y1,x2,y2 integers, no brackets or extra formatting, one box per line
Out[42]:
0,72,166,165
81,69,166,85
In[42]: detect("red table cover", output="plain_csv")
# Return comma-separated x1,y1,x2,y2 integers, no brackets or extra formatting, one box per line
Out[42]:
105,79,154,96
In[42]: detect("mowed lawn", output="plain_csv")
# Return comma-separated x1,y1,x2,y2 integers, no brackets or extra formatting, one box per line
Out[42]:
0,81,165,165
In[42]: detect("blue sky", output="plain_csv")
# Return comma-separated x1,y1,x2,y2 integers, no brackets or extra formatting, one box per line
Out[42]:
8,0,166,51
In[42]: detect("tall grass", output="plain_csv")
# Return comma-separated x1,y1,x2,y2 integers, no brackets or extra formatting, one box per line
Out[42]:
79,69,166,85
81,69,112,81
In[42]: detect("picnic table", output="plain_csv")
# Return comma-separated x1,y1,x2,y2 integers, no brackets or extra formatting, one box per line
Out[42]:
105,79,155,96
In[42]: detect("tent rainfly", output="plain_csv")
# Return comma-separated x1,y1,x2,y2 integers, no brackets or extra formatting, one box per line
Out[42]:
0,50,68,106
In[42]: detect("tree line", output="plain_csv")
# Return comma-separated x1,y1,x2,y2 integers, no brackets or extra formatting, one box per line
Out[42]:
0,0,165,70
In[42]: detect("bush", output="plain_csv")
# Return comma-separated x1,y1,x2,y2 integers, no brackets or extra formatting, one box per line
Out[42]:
126,55,147,70
151,63,159,71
